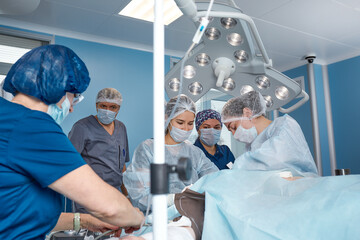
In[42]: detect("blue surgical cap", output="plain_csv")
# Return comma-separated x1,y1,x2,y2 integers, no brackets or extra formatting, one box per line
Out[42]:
3,44,90,104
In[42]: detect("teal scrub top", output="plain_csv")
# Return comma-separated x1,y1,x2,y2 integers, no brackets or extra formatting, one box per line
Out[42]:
0,98,85,240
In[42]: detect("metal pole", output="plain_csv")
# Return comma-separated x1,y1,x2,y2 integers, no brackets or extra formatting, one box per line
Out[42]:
153,0,167,239
273,110,279,120
322,65,337,175
306,56,323,175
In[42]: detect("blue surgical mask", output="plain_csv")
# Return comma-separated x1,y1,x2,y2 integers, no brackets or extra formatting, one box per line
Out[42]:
170,125,192,143
47,96,71,125
97,108,117,125
200,128,221,146
234,125,257,144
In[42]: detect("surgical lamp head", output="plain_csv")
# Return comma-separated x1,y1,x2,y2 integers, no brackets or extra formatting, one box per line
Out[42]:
165,2,302,112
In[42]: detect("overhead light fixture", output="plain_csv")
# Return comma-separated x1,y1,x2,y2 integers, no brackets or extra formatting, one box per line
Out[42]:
119,0,183,25
165,2,309,112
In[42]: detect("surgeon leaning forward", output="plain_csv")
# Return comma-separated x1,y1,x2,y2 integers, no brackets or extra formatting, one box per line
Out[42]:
69,88,130,213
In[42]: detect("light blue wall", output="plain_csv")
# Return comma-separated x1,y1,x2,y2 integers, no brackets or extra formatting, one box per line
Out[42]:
328,56,360,174
282,65,314,156
56,36,156,160
282,64,331,176
54,36,171,160
283,57,360,176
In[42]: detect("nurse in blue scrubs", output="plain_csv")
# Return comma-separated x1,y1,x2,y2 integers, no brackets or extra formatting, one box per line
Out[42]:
194,109,235,170
0,45,144,239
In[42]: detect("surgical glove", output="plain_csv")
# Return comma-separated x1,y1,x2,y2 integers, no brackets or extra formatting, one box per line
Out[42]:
182,184,193,193
167,193,175,206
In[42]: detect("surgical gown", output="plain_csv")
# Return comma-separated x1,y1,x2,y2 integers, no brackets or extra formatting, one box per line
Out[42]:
185,169,360,240
234,114,318,177
123,139,218,211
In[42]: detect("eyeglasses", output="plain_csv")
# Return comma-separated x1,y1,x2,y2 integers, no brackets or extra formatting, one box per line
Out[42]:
73,93,84,106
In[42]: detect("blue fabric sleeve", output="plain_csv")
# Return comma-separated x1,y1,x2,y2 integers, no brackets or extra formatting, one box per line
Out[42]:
7,111,86,187
123,126,130,163
68,121,87,154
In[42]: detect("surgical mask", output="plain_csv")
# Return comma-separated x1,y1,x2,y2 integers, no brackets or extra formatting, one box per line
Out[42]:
234,125,257,144
170,125,192,143
47,96,71,125
200,128,221,146
97,108,117,125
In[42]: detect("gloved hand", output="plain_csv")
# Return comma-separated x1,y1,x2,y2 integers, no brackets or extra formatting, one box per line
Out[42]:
182,184,193,193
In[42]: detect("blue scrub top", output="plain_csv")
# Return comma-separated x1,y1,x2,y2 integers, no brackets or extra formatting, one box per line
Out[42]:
194,138,235,170
0,98,86,240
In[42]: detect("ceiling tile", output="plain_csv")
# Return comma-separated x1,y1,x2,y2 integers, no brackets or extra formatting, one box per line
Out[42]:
235,0,292,17
258,0,360,42
44,0,128,15
254,18,359,67
6,1,109,35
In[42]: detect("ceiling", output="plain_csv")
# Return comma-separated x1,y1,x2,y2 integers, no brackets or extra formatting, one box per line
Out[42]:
1,0,360,71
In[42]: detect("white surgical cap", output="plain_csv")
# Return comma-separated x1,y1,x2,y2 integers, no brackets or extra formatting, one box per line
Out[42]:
221,91,267,123
165,94,196,125
96,88,122,106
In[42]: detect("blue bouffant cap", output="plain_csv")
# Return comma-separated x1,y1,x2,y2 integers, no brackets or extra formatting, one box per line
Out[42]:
3,44,90,104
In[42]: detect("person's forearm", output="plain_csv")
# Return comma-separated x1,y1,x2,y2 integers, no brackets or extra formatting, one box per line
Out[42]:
51,213,122,233
51,213,74,231
49,165,144,228
86,185,143,227
52,213,93,231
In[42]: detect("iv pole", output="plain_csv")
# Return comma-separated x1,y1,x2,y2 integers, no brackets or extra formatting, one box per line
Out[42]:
152,0,168,239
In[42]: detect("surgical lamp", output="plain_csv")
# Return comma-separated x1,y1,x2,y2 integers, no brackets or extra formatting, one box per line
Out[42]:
165,1,308,113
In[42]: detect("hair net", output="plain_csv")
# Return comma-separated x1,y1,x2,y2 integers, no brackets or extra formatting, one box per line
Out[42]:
195,109,222,131
221,91,267,123
165,94,196,125
3,44,90,105
96,88,123,106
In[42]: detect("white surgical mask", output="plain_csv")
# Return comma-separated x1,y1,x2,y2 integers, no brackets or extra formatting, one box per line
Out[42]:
97,108,116,125
47,96,71,125
200,128,221,146
234,125,257,144
170,125,192,143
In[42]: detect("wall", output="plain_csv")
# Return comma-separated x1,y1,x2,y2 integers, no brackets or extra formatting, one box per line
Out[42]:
55,36,172,160
328,56,360,174
282,56,360,176
282,64,331,176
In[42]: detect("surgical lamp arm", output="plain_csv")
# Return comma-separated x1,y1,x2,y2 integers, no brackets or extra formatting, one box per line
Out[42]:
196,11,272,67
174,0,197,19
279,90,309,113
